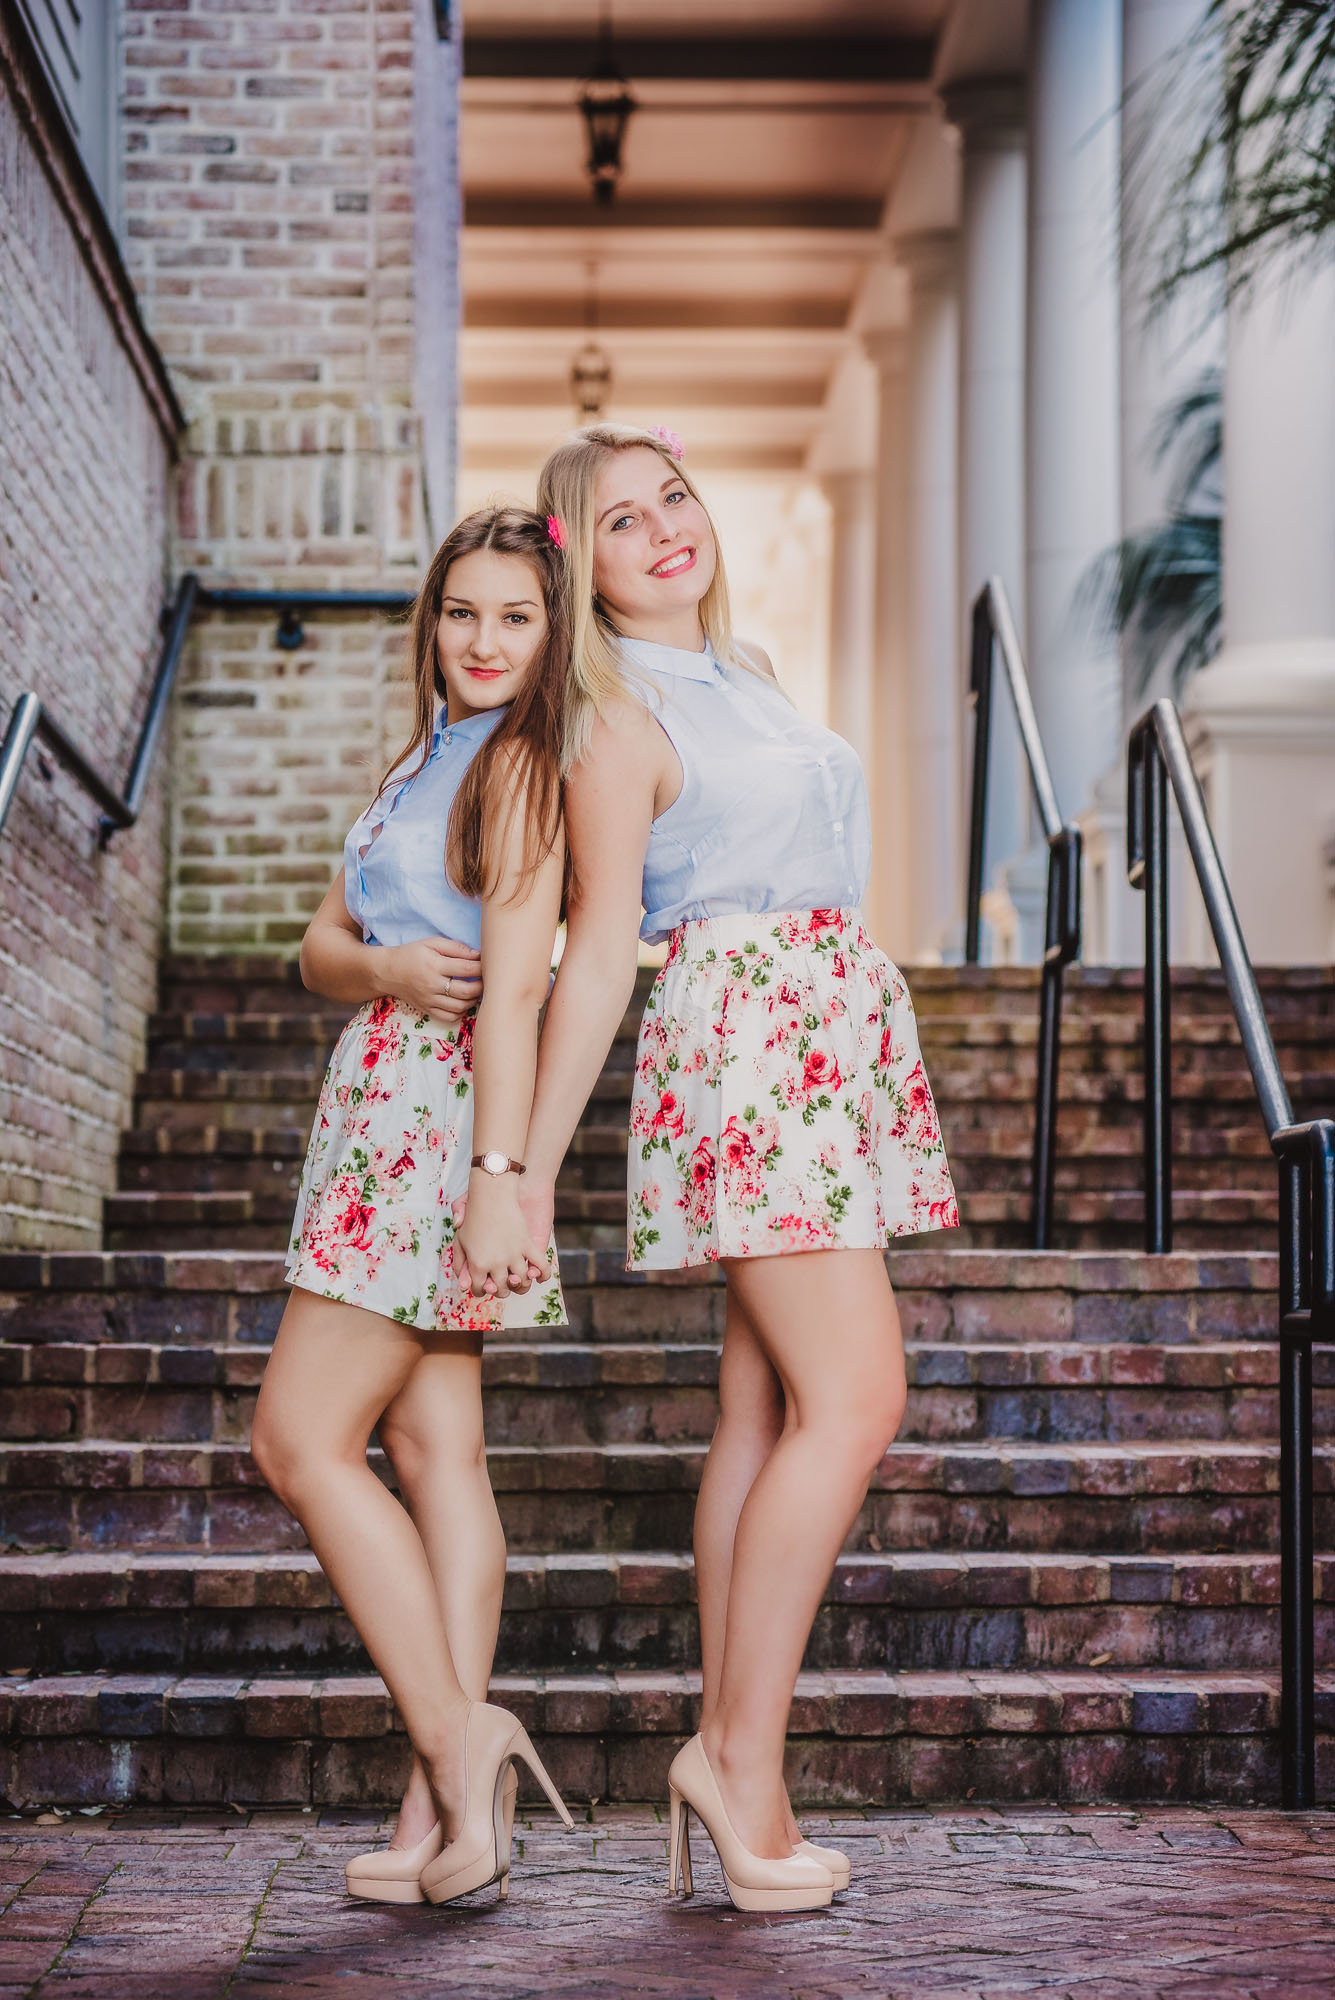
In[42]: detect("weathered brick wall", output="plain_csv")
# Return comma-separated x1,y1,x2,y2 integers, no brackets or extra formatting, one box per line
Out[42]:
0,20,178,1248
120,0,428,952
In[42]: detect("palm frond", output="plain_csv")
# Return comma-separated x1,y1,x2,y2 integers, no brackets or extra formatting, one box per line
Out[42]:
1127,0,1335,313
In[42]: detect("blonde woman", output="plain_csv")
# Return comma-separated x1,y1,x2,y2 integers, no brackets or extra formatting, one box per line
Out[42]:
514,425,958,1912
250,507,574,1908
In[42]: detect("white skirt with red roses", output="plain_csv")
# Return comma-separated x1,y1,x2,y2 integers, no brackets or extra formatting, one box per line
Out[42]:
286,997,565,1332
626,909,959,1269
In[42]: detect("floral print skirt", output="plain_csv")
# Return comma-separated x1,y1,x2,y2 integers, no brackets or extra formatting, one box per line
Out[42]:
286,997,565,1332
626,909,959,1269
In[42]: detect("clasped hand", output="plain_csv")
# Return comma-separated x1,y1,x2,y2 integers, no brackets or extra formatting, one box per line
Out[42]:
453,1180,548,1303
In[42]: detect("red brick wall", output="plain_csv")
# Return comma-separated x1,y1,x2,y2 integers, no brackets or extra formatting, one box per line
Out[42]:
0,21,179,1250
120,0,429,953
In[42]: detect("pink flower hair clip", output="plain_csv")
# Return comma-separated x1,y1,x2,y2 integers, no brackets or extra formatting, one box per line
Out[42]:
649,425,684,461
546,514,566,550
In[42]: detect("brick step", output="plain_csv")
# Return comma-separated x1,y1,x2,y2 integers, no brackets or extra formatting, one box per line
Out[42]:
4,1666,1332,1808
6,1338,1325,1449
3,1438,1328,1556
154,957,663,1018
4,1549,1331,1679
131,1060,632,1133
139,1010,1335,1070
103,1205,1284,1258
559,1150,1279,1196
0,1248,1279,1350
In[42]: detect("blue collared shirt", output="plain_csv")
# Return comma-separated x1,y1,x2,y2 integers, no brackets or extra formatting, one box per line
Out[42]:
622,637,871,944
342,707,505,949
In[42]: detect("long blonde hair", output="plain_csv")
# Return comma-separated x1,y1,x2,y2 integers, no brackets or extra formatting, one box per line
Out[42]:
537,423,764,768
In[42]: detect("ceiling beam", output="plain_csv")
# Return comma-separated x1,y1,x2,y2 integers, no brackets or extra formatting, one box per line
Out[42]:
463,196,884,232
465,296,850,333
462,377,827,410
462,34,935,86
464,442,807,475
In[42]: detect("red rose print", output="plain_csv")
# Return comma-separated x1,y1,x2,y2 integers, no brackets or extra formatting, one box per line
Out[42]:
803,1047,842,1094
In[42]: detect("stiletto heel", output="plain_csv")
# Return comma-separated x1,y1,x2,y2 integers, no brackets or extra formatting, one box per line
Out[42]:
419,1702,573,1907
666,1735,833,1914
668,1784,693,1897
511,1725,575,1830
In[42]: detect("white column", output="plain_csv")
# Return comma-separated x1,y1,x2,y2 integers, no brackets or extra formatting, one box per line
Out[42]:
1025,0,1122,828
862,326,912,959
819,470,878,753
898,229,962,962
1081,0,1220,964
943,78,1032,960
1184,263,1335,961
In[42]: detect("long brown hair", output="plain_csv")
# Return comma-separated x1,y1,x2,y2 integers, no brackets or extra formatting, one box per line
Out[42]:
380,506,568,901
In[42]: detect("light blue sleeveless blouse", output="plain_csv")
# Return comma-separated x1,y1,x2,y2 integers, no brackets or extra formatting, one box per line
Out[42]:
622,636,871,945
342,707,505,949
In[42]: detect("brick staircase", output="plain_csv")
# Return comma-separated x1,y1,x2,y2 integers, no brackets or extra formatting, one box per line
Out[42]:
2,957,1333,1810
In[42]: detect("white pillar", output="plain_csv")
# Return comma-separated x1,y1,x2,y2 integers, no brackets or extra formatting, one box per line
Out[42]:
1184,263,1335,962
1082,0,1221,964
819,470,878,753
944,78,1032,960
1025,0,1122,828
862,325,912,959
898,229,962,962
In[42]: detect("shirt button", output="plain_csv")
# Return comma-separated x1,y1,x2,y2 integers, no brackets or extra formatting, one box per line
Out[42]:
833,821,843,834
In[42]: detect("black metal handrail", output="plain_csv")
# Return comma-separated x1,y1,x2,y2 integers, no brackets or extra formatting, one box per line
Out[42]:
0,577,418,849
964,577,1082,1250
1127,696,1335,1809
0,574,198,850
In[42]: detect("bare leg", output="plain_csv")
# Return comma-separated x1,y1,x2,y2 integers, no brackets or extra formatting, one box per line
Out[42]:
701,1249,906,1858
374,1335,508,1849
692,1288,808,1846
249,1289,474,1836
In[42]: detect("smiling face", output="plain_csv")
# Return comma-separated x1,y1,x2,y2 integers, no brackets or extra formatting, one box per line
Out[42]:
435,547,550,720
591,446,718,648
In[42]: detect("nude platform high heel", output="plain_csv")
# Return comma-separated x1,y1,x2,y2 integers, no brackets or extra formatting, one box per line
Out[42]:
794,1838,850,1891
667,1735,833,1914
419,1702,573,1907
344,1769,518,1904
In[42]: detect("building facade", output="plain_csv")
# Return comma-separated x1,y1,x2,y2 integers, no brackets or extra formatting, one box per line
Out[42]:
1,0,1332,1248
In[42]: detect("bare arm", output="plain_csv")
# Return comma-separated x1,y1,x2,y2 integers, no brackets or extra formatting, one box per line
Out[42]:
454,768,566,1302
517,703,667,1247
298,867,482,1025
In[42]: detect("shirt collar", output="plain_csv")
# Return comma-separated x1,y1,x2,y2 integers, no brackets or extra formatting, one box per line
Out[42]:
432,704,508,748
618,635,719,684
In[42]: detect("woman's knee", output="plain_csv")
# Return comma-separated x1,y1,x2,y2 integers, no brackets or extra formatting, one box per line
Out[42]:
378,1408,486,1500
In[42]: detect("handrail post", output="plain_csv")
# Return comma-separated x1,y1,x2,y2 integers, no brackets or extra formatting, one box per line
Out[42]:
106,573,199,846
1142,731,1172,1253
0,693,44,841
1279,1145,1315,1807
965,593,993,966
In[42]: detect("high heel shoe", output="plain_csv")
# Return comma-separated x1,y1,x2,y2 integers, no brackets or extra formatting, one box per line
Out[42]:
794,1838,850,1891
418,1702,572,1907
667,1735,833,1914
344,1769,519,1904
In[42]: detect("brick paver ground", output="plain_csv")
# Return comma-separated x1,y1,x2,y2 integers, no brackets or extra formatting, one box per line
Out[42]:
1,1804,1333,2000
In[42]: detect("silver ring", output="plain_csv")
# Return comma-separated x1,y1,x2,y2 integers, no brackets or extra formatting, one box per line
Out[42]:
444,976,454,998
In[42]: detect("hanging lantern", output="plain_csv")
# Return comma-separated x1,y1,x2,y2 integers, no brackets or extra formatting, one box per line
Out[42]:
577,36,636,205
570,339,613,420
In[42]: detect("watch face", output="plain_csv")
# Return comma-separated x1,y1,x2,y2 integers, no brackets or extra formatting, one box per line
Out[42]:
483,1151,508,1176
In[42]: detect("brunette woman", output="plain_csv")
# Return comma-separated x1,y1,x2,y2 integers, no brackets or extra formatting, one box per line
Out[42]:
250,506,573,1909
518,426,958,1913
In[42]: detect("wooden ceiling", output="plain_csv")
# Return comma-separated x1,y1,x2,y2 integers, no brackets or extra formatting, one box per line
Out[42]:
458,1,952,480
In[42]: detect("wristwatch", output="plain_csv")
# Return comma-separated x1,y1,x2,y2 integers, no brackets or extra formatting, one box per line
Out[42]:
470,1151,527,1178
